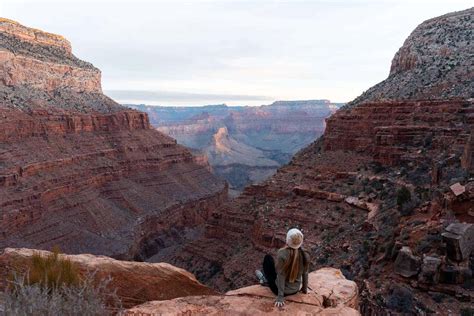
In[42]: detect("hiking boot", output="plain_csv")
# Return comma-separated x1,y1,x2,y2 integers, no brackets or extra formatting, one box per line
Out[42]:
255,269,268,285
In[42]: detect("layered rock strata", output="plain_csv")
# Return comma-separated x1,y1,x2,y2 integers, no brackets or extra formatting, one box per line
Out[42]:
0,19,226,258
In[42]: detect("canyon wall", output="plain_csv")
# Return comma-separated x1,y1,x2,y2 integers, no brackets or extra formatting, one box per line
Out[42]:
160,8,474,315
0,18,227,258
132,100,341,195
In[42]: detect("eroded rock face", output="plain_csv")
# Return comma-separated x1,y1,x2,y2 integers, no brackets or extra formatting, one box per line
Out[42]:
0,248,216,308
350,8,473,104
125,268,360,315
0,19,226,258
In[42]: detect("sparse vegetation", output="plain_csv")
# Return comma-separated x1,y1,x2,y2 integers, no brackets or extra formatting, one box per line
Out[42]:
4,272,121,315
27,247,80,290
386,285,414,313
3,248,121,315
396,186,411,207
461,308,474,316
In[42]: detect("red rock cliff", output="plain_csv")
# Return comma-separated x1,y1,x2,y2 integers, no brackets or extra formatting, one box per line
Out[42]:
0,18,227,258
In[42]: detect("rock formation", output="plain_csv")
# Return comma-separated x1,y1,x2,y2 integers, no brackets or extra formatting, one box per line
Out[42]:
156,8,474,315
132,100,341,194
0,19,227,259
0,248,216,308
0,248,359,314
125,267,359,315
350,9,473,104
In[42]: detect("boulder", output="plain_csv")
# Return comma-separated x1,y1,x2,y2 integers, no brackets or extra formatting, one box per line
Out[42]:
345,197,370,211
418,256,441,284
450,183,466,196
394,246,421,278
125,268,360,315
442,223,474,261
439,262,473,284
0,248,216,308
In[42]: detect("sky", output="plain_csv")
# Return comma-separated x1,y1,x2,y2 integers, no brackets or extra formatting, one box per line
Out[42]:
1,0,472,106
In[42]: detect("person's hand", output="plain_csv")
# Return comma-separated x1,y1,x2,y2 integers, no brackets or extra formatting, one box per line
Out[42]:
274,300,285,308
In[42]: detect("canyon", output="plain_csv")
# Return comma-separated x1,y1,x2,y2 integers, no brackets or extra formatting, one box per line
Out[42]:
0,7,473,315
131,101,341,195
0,18,226,260
147,8,473,315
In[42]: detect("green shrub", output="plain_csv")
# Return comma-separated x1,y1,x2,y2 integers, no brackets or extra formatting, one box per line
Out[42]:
386,285,414,313
461,307,474,316
396,187,411,207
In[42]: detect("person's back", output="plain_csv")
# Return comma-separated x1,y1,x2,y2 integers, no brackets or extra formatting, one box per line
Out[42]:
276,247,310,298
255,228,311,308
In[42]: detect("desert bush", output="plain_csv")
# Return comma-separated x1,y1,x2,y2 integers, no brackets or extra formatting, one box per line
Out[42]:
4,272,121,315
461,307,474,316
399,199,417,216
28,247,80,290
396,187,411,207
386,285,414,313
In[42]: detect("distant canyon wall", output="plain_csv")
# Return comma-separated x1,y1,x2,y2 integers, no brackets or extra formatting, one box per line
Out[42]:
131,101,342,194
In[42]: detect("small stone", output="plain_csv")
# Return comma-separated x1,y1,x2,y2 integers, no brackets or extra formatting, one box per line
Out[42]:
439,262,472,284
449,183,466,196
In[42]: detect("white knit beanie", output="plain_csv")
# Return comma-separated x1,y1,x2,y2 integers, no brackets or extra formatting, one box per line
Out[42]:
286,228,303,249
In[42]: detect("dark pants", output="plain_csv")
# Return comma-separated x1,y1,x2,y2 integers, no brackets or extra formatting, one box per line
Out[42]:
263,254,279,295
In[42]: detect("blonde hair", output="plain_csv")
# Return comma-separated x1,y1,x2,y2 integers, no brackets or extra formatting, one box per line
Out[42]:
282,248,308,282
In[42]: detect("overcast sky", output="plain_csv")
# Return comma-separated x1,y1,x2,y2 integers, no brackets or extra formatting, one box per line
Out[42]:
1,0,472,106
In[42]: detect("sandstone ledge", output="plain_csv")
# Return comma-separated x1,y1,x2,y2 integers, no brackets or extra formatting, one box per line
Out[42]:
0,248,216,308
125,268,359,315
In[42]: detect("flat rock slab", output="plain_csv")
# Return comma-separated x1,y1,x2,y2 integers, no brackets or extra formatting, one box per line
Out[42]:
124,295,360,316
126,267,360,315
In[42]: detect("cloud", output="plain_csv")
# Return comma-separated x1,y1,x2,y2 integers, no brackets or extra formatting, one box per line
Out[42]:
2,0,473,104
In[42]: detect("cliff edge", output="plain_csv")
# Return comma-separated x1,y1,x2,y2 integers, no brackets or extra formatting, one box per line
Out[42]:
0,18,227,259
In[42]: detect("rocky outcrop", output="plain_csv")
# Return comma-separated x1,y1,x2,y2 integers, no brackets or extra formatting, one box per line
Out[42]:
0,248,216,308
0,19,226,259
394,246,421,278
350,8,473,104
442,222,474,261
125,268,360,315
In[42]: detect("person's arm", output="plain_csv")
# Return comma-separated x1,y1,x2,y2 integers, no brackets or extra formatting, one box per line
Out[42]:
301,251,309,294
302,271,308,294
275,250,286,305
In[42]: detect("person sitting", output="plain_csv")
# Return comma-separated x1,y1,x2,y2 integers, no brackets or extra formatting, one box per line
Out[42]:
255,228,310,308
